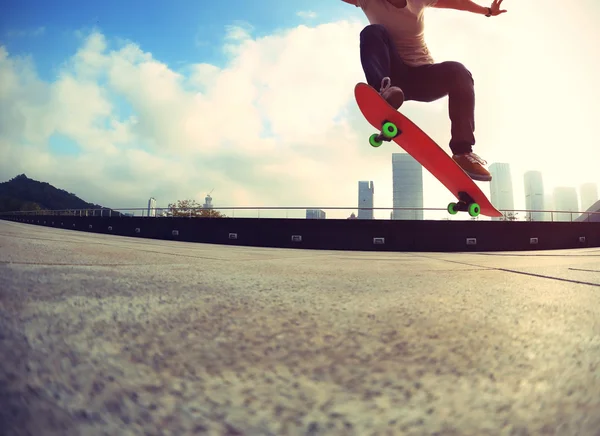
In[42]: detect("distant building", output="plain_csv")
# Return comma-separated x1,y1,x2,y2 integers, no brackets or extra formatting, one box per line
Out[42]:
358,181,374,220
306,209,326,219
203,194,213,209
580,183,598,212
147,197,156,217
489,163,514,221
392,153,423,220
523,171,545,221
553,187,579,221
544,194,555,222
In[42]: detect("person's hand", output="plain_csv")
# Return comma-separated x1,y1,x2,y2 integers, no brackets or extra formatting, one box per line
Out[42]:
490,0,507,16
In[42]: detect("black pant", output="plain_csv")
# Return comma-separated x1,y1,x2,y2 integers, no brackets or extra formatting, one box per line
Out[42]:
360,24,475,154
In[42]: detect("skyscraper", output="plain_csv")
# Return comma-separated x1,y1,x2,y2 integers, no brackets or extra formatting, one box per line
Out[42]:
523,171,544,221
203,194,213,209
544,194,555,222
392,153,423,220
147,197,156,217
358,181,374,219
306,209,326,219
553,187,579,221
489,163,514,220
580,183,598,211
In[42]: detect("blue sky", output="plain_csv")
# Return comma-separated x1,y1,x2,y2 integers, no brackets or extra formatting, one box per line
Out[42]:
2,0,354,79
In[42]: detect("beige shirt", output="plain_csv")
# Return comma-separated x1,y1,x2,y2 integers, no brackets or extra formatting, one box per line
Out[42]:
357,0,438,67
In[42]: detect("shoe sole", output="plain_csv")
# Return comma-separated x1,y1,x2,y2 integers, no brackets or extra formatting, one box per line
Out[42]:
382,91,405,110
466,172,492,182
453,159,492,182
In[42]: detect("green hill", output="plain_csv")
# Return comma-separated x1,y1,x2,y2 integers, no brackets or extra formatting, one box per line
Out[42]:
0,174,116,214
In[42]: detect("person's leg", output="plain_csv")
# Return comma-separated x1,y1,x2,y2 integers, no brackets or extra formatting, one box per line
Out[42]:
401,61,491,181
402,61,475,154
359,24,406,109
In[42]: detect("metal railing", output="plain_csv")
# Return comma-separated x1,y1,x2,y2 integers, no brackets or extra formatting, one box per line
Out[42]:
1,207,599,222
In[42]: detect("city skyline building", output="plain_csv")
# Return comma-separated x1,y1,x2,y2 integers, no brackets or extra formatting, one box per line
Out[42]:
544,193,555,222
523,170,545,221
358,181,374,220
306,209,326,219
580,182,598,212
553,187,579,221
147,197,156,217
392,153,423,220
203,194,213,209
489,163,514,220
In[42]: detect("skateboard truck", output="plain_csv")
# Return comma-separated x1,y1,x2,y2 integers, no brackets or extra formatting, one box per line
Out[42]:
369,120,402,147
448,191,481,217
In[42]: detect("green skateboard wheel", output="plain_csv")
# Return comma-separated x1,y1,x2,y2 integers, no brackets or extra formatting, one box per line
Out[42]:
381,121,398,139
447,202,458,215
369,133,383,147
468,203,480,217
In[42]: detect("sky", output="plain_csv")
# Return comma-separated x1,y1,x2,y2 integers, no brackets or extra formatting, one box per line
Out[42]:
1,0,600,220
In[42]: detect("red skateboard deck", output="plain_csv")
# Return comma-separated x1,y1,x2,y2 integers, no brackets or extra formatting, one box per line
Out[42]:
354,82,503,218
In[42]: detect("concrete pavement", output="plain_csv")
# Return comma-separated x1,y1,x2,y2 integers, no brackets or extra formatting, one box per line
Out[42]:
1,220,599,435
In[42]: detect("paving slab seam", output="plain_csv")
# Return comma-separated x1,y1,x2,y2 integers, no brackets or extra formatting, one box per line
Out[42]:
493,268,600,287
476,252,600,257
568,268,600,273
417,256,600,288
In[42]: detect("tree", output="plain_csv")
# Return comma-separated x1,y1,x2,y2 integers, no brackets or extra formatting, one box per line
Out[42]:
20,202,43,212
167,199,227,218
502,212,519,221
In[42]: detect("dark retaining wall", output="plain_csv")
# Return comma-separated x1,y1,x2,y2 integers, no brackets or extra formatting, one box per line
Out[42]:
2,215,599,252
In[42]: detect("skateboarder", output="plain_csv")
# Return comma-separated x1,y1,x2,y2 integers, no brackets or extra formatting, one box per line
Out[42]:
342,0,507,182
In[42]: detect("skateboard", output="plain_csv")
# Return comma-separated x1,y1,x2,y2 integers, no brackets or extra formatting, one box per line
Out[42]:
354,82,503,218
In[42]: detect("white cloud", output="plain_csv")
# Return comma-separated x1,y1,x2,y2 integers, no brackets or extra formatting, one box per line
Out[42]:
224,23,253,41
297,11,318,19
188,63,221,92
223,22,254,56
1,1,600,220
0,21,371,215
